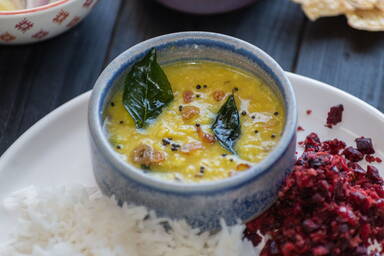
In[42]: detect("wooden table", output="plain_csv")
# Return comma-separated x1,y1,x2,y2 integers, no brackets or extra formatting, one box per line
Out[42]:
1,0,383,154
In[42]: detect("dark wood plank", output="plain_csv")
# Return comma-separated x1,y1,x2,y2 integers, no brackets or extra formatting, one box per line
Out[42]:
192,0,306,71
107,0,306,71
0,0,122,154
106,0,198,62
295,16,384,111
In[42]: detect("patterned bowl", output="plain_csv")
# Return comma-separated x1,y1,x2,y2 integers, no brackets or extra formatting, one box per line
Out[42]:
88,32,297,231
0,0,97,45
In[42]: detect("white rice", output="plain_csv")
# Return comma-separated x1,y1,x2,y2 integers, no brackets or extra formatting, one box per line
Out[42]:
0,185,264,256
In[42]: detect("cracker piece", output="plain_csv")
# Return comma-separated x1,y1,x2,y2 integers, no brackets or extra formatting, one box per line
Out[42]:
347,8,384,30
301,0,352,20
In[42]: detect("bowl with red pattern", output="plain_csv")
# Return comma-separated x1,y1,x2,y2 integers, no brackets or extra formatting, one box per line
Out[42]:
0,0,98,45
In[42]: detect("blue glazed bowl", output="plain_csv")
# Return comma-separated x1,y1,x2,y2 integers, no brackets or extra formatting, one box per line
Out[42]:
88,32,297,231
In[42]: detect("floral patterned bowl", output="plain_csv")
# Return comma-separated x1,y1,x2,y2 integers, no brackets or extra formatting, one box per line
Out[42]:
0,0,97,45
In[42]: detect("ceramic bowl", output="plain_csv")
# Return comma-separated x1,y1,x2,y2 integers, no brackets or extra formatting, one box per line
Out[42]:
0,0,98,45
156,0,259,14
88,32,297,230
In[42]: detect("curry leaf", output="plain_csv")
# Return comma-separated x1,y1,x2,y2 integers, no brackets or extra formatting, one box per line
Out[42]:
212,94,241,154
123,48,174,128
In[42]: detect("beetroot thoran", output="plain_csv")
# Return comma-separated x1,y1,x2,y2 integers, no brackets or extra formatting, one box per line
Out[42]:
245,133,384,256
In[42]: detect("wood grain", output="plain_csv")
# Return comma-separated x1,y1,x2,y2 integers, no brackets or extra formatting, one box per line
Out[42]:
106,0,198,62
295,16,384,111
192,0,306,71
0,0,122,154
106,0,305,71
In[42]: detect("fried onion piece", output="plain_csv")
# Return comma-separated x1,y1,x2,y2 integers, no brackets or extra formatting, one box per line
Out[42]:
212,90,225,102
183,90,194,103
181,106,200,120
180,142,204,154
196,126,216,144
132,144,165,166
236,163,251,171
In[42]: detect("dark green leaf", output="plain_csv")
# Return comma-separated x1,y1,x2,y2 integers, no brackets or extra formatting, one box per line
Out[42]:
212,94,241,154
123,48,174,128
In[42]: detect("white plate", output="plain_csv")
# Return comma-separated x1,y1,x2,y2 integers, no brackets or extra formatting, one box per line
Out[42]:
0,73,383,243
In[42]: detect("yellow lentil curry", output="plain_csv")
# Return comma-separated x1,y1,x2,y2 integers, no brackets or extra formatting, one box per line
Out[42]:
105,51,285,182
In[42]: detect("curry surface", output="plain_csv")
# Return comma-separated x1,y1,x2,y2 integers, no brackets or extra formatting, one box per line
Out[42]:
105,61,285,182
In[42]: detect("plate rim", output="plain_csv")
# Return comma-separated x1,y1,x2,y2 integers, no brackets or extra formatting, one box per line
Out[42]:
1,72,383,168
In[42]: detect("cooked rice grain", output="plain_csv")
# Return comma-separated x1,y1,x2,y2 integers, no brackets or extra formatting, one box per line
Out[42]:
0,185,261,256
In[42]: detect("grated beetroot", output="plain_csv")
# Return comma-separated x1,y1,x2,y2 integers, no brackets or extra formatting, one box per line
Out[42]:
326,104,344,128
367,156,382,164
297,126,305,132
356,137,375,155
366,155,377,163
245,133,384,256
343,146,364,162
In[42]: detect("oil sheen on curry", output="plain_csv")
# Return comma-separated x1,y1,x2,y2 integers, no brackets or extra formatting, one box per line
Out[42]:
105,49,285,182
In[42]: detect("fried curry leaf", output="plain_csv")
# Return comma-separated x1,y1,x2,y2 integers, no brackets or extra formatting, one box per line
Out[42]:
123,48,174,128
212,94,241,154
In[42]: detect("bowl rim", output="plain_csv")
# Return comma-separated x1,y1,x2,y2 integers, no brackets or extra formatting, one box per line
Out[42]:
0,0,75,16
88,31,297,194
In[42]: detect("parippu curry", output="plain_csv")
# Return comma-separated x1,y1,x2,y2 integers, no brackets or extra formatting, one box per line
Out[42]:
105,60,285,182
